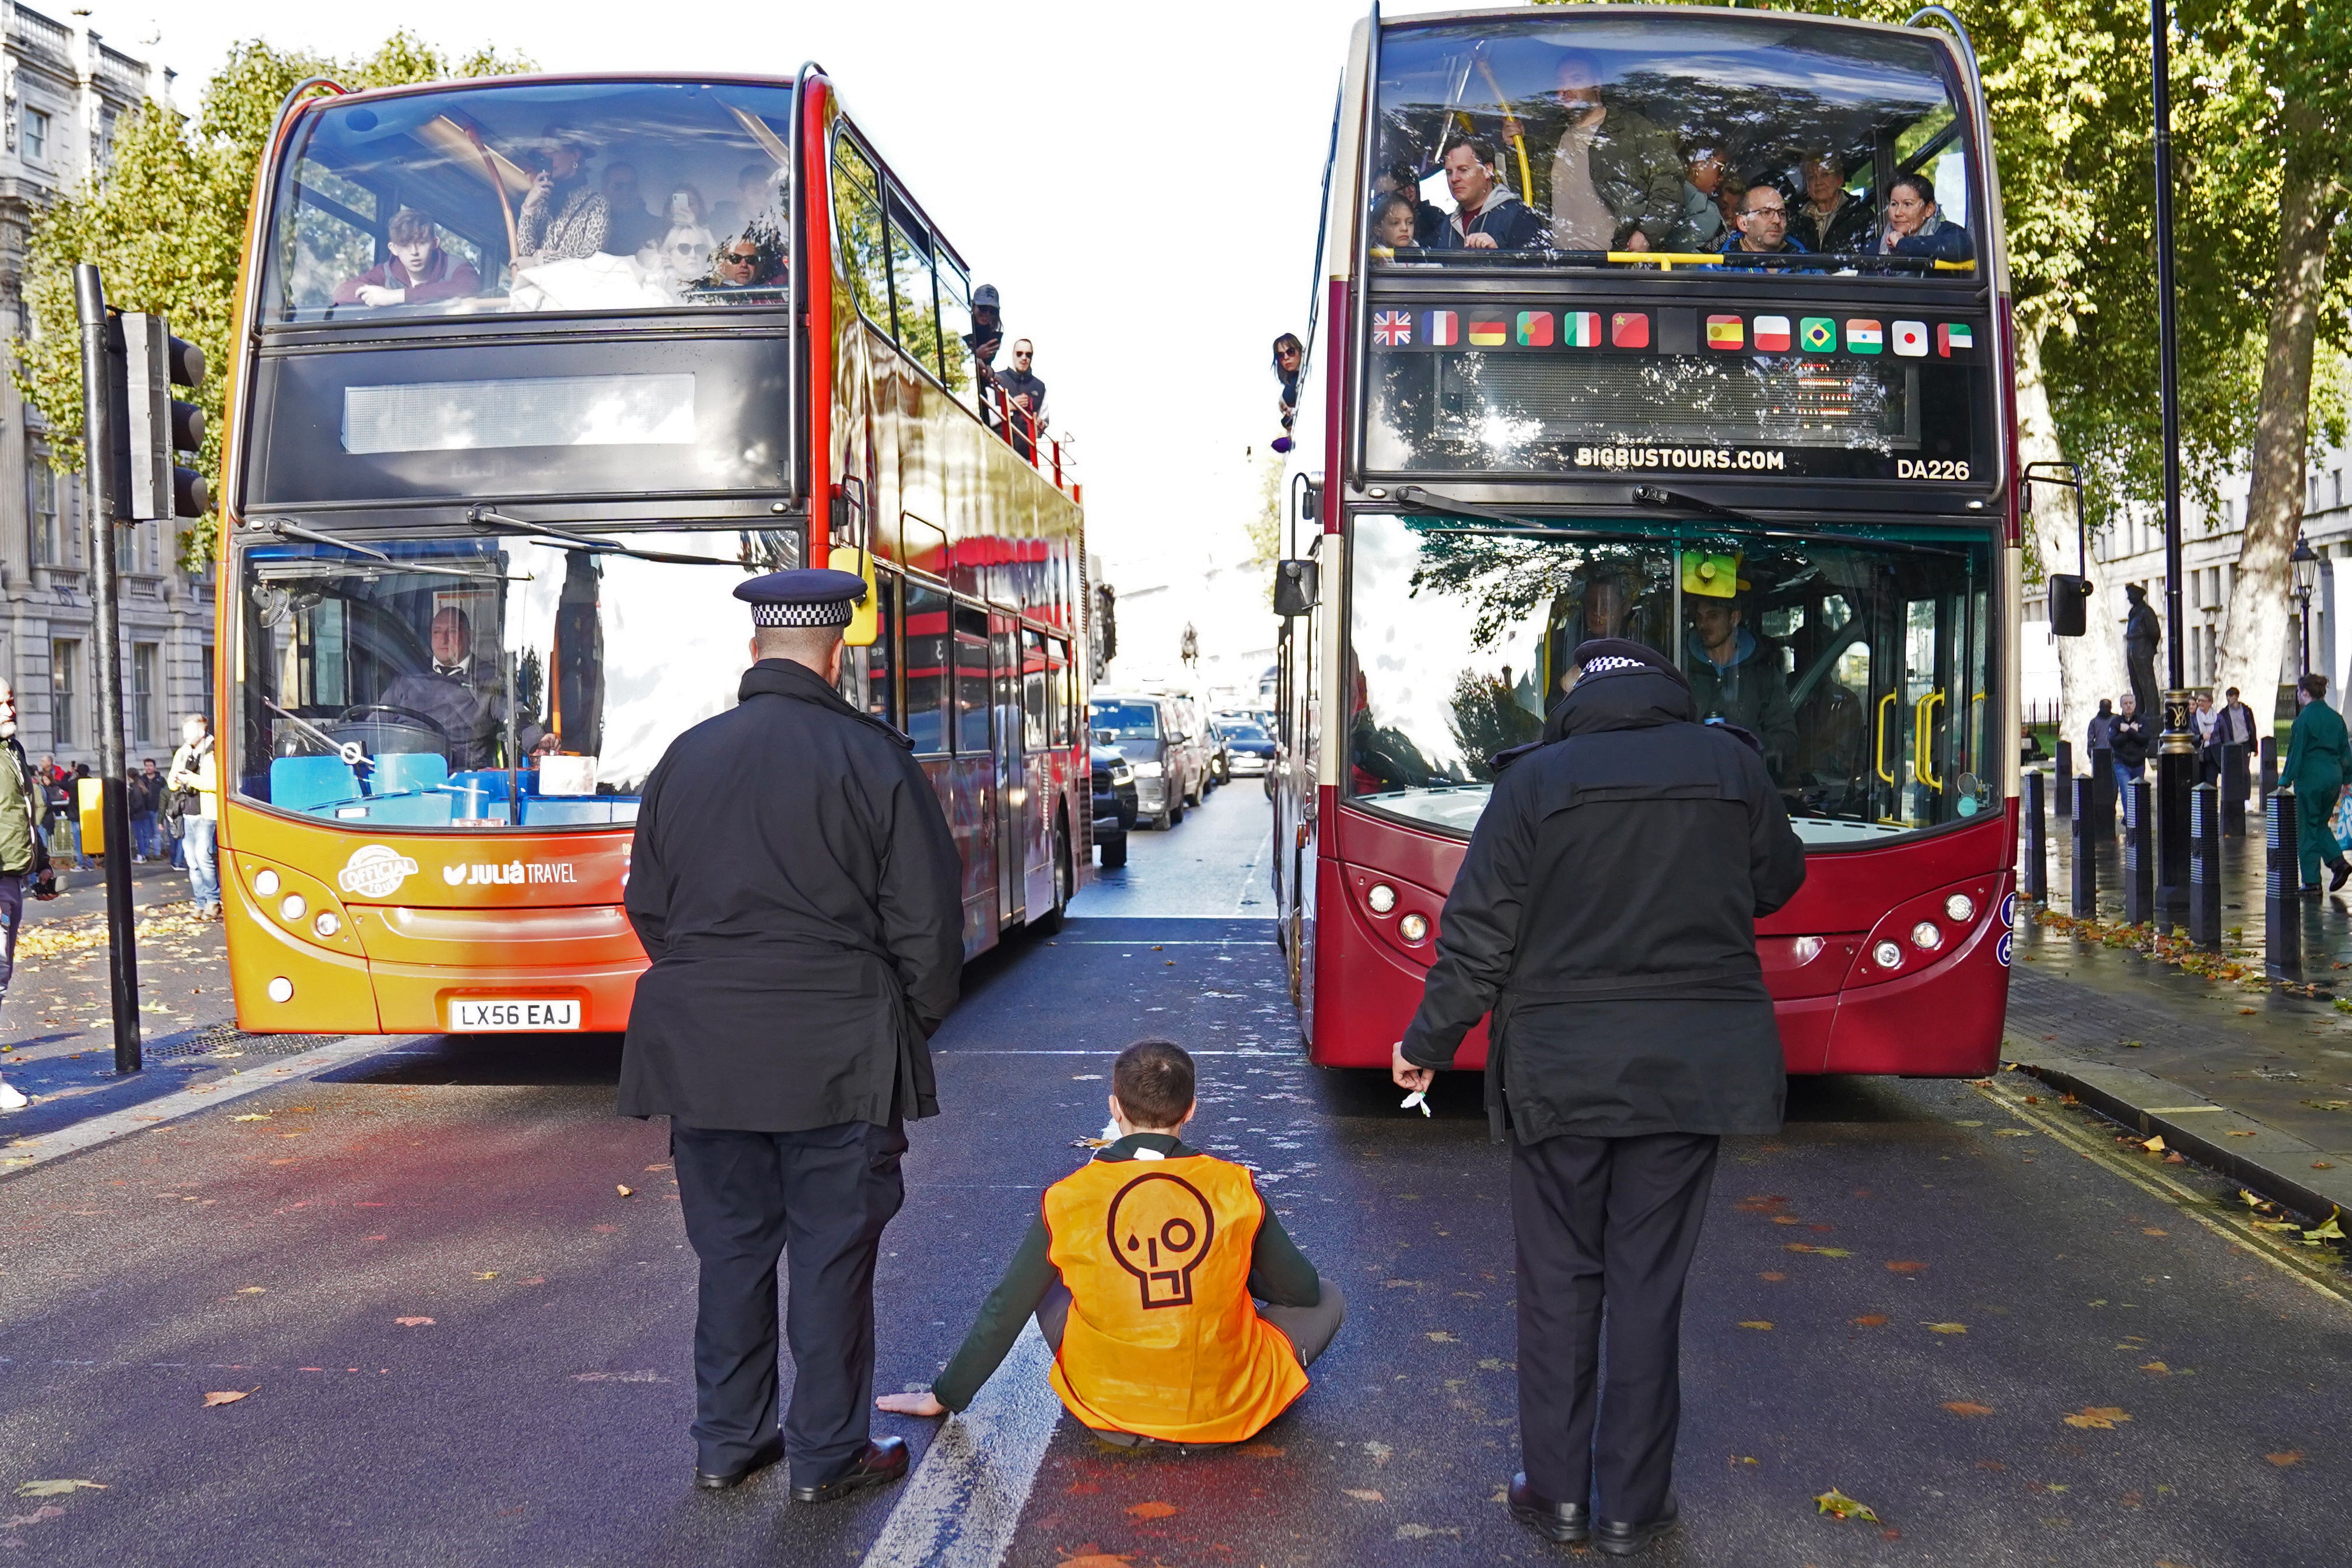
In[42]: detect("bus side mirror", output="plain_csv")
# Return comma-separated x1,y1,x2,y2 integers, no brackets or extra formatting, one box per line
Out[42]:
2048,573,2091,637
1274,559,1320,618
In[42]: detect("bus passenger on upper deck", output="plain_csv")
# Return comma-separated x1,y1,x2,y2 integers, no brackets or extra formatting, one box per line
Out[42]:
704,235,783,292
709,163,783,246
1796,155,1873,254
1715,186,1811,268
1370,191,1421,256
1676,145,1727,250
1434,135,1546,251
1374,162,1446,248
599,163,663,257
331,208,482,309
657,187,716,284
516,124,610,266
1685,597,1797,775
1873,173,1972,264
1546,53,1686,253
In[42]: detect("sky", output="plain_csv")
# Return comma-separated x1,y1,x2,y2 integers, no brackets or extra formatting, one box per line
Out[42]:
70,0,1506,681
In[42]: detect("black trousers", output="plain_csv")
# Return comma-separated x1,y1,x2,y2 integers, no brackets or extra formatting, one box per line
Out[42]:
671,1119,907,1485
1511,1129,1720,1523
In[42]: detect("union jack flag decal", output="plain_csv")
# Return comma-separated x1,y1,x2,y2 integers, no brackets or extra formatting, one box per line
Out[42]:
1372,310,1413,346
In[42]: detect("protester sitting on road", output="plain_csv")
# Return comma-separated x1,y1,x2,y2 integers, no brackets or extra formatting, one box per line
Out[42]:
2282,671,2352,893
877,1039,1343,1447
1685,597,1798,778
1374,160,1446,247
1716,185,1811,265
1371,190,1422,254
332,207,484,309
1433,135,1548,251
1874,172,1972,263
166,714,220,920
1546,52,1685,253
515,125,610,265
1794,155,1873,254
598,162,663,256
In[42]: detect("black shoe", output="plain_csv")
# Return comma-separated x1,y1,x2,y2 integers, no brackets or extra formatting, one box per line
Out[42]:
1508,1473,1588,1544
1594,1493,1681,1558
790,1437,909,1504
692,1434,783,1491
2330,862,2350,892
2303,884,2325,897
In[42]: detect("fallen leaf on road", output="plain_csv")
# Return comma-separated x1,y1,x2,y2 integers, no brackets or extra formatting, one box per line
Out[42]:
2266,1450,2304,1466
1940,1401,1994,1417
2062,1406,2131,1430
236,1286,265,1295
1738,1320,1774,1331
616,1185,634,1197
2302,1212,2346,1244
15,1481,105,1497
1759,1271,1787,1282
202,1388,256,1408
2141,1362,2171,1375
2227,1129,2256,1138
1424,1331,1458,1343
1923,1322,1968,1334
1850,1314,1889,1328
2142,1135,2166,1153
1125,1500,1178,1520
1054,1556,1134,1568
1885,1260,1927,1274
1814,1488,1878,1522
232,1114,270,1122
1364,1441,1392,1465
474,1272,497,1281
1786,1243,1853,1257
394,1317,435,1326
1342,1489,1385,1503
2142,1227,2169,1236
1237,1443,1284,1458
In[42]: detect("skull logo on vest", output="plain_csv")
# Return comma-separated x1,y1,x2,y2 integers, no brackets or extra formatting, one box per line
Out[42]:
1105,1171,1217,1309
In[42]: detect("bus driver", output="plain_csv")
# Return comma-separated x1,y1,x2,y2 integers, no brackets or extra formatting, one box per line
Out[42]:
380,607,526,772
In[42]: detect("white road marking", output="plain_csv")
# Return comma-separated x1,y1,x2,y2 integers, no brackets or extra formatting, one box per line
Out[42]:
0,1036,415,1176
860,1321,1061,1568
1233,825,1272,916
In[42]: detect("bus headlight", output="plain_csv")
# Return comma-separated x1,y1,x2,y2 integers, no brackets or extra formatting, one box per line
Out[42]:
1872,940,1903,970
1944,893,1976,923
253,869,280,897
1398,912,1429,943
280,894,308,923
1367,883,1398,913
313,912,341,939
266,977,294,1003
1910,921,1943,951
1791,936,1824,963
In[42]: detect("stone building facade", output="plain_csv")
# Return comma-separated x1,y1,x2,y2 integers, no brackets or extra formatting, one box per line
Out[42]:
0,3,209,771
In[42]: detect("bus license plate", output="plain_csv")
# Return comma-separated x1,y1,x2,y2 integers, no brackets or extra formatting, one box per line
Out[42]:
450,998,582,1032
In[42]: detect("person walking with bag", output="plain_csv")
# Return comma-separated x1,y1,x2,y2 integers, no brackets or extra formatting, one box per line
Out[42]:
166,716,220,918
1392,639,1805,1556
0,684,59,1110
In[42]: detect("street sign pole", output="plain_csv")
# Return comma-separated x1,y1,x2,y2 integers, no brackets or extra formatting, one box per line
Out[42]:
2150,0,2192,933
74,262,140,1074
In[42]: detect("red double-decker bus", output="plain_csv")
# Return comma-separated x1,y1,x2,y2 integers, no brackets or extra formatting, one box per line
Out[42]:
216,68,1087,1034
1273,5,2019,1076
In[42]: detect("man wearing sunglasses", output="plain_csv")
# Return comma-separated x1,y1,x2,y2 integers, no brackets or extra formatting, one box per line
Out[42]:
707,236,782,291
997,339,1048,459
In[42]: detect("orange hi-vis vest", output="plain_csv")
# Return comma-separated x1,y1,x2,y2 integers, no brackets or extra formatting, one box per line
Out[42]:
1042,1152,1311,1444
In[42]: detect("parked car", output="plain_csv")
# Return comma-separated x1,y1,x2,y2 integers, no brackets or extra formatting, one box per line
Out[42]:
1169,694,1217,799
1090,744,1138,868
1089,694,1196,830
1214,718,1276,776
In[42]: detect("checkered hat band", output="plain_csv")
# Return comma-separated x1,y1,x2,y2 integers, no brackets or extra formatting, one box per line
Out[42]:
1580,655,1646,675
751,600,853,628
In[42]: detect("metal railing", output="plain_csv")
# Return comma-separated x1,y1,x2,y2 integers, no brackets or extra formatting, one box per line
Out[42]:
981,382,1078,501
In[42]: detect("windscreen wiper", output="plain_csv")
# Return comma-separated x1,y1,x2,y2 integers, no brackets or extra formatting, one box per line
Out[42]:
1631,485,1964,556
260,518,517,580
1388,485,1552,531
261,696,366,766
468,507,741,567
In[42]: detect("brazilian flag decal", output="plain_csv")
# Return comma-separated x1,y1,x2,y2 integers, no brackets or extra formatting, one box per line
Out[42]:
1799,317,1836,352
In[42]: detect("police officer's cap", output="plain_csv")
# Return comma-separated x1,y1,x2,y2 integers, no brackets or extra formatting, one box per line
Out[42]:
733,568,868,629
1570,638,1689,690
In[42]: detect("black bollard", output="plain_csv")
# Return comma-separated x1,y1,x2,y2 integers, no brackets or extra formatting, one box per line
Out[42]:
2054,740,2074,818
2071,775,2098,918
2189,783,2222,950
2220,740,2246,836
2091,747,2116,837
2260,736,2277,801
2025,769,2049,902
2266,790,2299,978
2124,779,2155,925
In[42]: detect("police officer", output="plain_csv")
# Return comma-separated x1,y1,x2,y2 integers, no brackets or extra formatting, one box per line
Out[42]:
620,568,963,1503
1392,639,1804,1556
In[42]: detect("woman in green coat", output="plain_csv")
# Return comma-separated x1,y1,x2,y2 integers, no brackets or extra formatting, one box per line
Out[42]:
2281,671,2352,892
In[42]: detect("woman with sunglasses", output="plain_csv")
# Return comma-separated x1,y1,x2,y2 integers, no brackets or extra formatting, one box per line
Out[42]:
1272,333,1305,452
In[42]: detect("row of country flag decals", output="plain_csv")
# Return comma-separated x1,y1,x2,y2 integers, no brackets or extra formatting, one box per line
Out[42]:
1372,309,1976,358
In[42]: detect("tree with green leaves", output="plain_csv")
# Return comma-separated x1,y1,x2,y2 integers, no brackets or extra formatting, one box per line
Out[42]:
11,32,533,567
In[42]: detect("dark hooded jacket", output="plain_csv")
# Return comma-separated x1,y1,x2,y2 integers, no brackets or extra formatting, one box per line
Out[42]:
619,658,964,1131
1400,665,1806,1140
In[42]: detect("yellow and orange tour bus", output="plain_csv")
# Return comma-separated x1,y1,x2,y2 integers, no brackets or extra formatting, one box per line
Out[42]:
216,69,1088,1034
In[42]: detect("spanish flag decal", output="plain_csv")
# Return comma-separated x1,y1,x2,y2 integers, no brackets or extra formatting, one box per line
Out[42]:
1704,314,1744,351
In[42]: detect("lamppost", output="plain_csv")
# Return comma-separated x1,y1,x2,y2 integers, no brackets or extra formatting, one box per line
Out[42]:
2150,0,2193,929
2292,533,2319,676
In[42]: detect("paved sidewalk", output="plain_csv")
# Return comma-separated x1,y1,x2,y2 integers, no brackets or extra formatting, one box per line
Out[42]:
2010,777,2352,1226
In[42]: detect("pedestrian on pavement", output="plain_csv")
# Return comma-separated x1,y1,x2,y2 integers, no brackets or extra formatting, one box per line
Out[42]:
2086,698,2115,755
619,568,963,1505
2193,693,2219,786
876,1039,1344,1447
2281,671,2352,894
2110,692,2151,802
124,762,152,862
134,759,163,861
1392,638,1805,1556
0,684,57,1112
68,764,92,869
166,715,220,918
2219,685,2259,805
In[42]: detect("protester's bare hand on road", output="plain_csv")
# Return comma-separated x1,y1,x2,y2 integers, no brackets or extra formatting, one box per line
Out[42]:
875,1390,946,1418
1392,1041,1432,1094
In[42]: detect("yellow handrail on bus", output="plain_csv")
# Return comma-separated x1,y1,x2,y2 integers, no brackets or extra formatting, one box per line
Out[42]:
1875,692,1899,785
1605,251,1724,270
1916,691,1946,790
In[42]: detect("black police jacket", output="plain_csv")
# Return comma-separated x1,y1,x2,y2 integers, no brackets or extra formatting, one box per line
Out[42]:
1400,667,1806,1141
619,659,963,1131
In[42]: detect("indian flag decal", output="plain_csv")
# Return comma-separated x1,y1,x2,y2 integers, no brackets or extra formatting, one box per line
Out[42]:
1704,314,1744,351
1564,310,1601,347
1845,318,1884,354
1425,310,1459,346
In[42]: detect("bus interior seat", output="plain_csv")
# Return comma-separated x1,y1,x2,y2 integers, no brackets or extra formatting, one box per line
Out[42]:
272,755,361,813
348,793,456,827
522,797,638,827
374,752,451,796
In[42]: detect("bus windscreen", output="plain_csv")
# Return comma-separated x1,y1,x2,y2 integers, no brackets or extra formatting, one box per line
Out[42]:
264,79,797,323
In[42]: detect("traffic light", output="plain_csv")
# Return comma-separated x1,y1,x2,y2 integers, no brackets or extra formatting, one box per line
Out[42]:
117,312,206,521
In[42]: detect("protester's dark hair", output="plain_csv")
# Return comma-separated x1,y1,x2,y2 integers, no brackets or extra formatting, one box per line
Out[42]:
1112,1038,1195,1129
1889,172,1936,208
1381,160,1419,193
2301,672,2330,699
1441,133,1499,170
2226,686,2241,699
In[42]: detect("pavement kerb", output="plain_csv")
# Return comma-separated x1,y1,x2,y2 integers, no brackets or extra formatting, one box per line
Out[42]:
2006,1035,2352,1226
